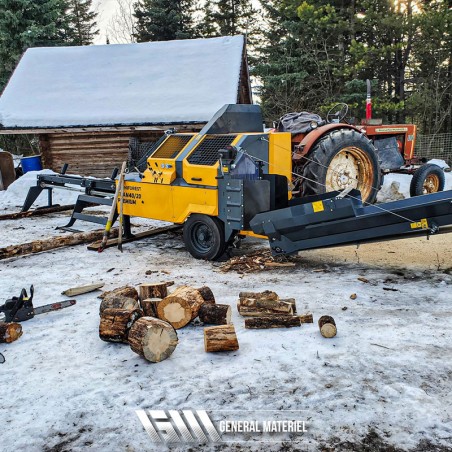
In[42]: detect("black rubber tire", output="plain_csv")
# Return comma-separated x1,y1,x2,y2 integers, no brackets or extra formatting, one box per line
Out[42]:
301,129,382,204
183,214,227,260
410,164,445,197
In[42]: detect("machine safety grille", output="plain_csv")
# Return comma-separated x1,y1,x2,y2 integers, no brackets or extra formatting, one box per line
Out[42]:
152,134,194,159
187,135,237,166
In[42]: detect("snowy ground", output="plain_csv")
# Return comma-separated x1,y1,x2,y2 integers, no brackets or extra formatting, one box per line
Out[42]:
0,171,451,451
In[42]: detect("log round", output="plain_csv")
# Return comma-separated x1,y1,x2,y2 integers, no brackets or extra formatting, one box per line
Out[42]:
0,322,23,343
318,315,337,338
238,290,278,301
141,298,162,317
99,295,140,316
99,286,139,301
196,286,216,305
129,317,178,363
204,324,239,352
198,303,231,325
245,315,301,329
156,296,192,329
99,308,143,343
139,283,168,301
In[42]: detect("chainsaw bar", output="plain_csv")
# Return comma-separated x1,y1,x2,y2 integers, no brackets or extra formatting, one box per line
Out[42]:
33,300,76,315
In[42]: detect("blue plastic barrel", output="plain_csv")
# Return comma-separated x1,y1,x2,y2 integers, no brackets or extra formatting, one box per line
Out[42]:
21,155,43,173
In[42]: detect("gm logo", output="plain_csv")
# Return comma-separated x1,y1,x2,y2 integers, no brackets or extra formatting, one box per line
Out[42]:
136,409,221,443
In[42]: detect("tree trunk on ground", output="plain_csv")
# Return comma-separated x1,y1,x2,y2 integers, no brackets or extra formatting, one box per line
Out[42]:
238,291,278,301
318,315,337,338
139,283,168,300
157,286,205,328
196,286,215,304
198,303,231,325
141,298,162,317
129,317,178,362
0,322,23,343
99,308,143,343
99,286,139,301
0,228,118,260
204,324,239,352
0,204,75,221
99,296,140,316
245,315,301,329
237,300,293,316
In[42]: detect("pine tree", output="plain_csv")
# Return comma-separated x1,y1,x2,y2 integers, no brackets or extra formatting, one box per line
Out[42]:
133,0,196,42
0,0,69,89
198,0,255,37
65,0,99,45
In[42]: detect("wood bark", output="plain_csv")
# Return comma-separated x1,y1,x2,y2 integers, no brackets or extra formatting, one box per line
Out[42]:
238,290,278,301
196,286,215,305
198,303,231,325
99,308,143,343
0,204,75,221
299,313,313,324
99,296,140,316
0,228,118,260
157,286,205,328
129,317,178,363
99,286,139,301
318,315,337,338
237,300,293,317
280,298,297,314
139,283,168,300
141,298,162,317
204,324,239,352
0,322,23,343
245,315,301,329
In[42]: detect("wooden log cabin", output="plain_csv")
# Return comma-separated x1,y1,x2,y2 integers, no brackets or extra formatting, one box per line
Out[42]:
0,36,252,177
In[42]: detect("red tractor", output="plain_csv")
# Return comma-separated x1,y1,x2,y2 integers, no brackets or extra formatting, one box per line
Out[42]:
280,101,446,204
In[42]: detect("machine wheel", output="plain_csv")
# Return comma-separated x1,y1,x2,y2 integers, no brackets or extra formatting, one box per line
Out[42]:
410,164,445,197
300,129,382,204
183,214,227,260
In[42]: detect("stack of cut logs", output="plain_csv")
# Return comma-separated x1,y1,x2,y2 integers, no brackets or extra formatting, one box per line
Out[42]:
237,290,314,329
98,282,239,363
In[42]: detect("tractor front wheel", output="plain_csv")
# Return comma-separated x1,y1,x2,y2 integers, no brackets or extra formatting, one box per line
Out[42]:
410,164,445,197
183,214,226,260
300,129,382,204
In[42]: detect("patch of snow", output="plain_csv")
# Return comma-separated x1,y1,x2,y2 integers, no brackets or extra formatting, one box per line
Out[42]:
0,36,245,128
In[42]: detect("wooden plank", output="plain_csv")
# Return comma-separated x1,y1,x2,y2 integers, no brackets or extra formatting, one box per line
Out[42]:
87,224,182,251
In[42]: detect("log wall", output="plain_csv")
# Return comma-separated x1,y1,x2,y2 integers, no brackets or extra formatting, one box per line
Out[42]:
39,130,165,178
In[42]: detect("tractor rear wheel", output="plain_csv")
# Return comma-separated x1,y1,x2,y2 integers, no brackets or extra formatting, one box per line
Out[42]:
410,164,445,197
300,129,382,204
183,214,226,260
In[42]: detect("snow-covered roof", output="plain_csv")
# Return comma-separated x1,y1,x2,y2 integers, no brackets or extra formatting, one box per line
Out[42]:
0,35,248,130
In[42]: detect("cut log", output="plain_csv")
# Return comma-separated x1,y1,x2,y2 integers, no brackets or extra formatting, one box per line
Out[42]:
129,317,178,362
196,286,215,305
141,298,162,317
0,204,75,221
237,300,293,317
198,303,231,325
99,308,143,343
157,286,205,328
0,228,118,260
204,324,239,352
139,283,168,301
245,315,301,329
318,315,337,338
0,322,23,343
99,295,140,316
99,286,139,301
280,298,297,314
238,290,278,301
299,313,313,324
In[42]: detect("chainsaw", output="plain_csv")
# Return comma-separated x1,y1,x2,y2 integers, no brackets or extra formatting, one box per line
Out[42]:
0,286,76,323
